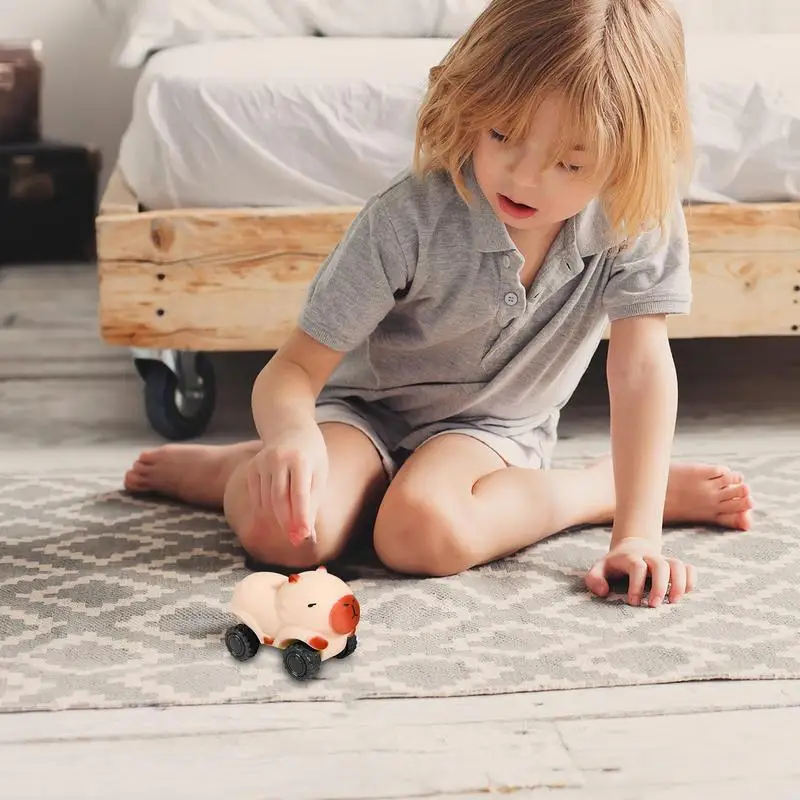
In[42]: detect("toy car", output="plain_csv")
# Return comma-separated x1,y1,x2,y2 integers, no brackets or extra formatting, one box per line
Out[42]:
224,566,361,681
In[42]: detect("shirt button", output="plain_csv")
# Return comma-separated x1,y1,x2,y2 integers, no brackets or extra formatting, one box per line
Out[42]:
504,292,519,306
502,255,511,268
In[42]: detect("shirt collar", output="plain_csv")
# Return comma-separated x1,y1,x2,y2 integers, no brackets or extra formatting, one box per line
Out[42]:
463,160,517,254
462,158,616,260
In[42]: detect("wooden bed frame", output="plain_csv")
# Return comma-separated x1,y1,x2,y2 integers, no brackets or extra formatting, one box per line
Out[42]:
96,165,800,351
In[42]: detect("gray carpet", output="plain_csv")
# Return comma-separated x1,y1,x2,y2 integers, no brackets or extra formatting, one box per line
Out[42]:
1,454,798,713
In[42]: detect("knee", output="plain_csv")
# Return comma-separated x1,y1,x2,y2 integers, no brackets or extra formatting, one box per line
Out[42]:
373,484,477,577
238,518,339,570
222,459,345,570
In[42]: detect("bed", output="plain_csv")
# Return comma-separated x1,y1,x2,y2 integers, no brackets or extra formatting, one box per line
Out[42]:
96,22,800,439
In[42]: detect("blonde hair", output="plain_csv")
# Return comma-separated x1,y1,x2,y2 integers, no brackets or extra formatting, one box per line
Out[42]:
413,0,693,241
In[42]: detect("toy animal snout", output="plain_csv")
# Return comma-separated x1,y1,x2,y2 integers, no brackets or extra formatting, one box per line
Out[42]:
330,594,360,635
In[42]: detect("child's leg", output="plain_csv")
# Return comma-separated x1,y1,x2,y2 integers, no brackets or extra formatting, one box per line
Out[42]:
124,422,389,569
373,433,753,578
125,440,263,508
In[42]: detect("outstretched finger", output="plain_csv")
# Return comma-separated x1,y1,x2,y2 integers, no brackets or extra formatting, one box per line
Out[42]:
288,460,314,546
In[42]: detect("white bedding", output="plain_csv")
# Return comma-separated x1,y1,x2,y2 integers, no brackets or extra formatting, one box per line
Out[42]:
117,34,800,209
111,0,490,67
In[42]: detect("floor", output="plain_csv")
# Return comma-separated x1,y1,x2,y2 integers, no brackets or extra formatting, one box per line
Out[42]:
1,262,799,799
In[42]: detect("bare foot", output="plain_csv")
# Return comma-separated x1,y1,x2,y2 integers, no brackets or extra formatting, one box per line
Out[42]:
663,462,753,531
588,457,754,531
123,441,262,508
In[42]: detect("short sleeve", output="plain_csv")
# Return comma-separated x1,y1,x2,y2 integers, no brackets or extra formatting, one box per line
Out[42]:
298,196,411,351
602,195,692,322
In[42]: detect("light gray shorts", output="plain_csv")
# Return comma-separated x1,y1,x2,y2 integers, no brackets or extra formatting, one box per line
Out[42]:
315,398,548,480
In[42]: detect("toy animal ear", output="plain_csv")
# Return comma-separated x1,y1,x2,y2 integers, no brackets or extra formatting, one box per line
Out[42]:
288,573,300,583
316,566,327,573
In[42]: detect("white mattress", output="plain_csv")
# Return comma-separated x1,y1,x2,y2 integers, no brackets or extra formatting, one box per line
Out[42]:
118,35,800,209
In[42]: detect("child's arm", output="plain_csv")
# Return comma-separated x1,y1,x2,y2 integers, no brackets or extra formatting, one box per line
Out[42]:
585,313,687,609
606,313,676,548
251,328,345,446
587,196,693,607
249,329,346,543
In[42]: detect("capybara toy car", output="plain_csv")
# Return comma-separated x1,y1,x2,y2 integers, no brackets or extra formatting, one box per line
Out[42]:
224,566,360,681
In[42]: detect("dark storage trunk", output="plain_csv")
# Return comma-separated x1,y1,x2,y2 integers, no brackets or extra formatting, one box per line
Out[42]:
0,140,102,263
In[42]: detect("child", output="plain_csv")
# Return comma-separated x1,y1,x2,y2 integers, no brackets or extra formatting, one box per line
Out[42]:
125,0,753,608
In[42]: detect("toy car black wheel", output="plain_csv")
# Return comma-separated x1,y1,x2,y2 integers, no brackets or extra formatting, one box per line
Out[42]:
225,624,260,661
142,355,216,441
336,634,358,659
283,642,322,681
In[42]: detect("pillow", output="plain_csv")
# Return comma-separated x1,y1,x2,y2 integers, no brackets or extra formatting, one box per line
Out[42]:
112,0,489,68
437,0,491,35
304,0,489,37
113,0,311,68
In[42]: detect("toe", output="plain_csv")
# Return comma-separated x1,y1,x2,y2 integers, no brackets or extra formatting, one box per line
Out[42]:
710,470,735,490
128,464,151,481
717,510,752,531
720,494,754,512
124,472,144,492
720,484,749,502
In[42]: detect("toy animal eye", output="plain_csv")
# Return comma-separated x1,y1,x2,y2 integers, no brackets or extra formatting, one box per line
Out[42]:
307,603,316,608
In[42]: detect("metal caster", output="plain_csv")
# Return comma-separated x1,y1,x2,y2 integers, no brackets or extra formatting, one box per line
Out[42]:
131,348,216,441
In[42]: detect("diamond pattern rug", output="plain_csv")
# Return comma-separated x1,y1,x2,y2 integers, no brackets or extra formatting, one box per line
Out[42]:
1,454,798,713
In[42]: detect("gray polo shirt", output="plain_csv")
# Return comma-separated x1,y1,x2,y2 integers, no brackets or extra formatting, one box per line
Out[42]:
298,161,692,453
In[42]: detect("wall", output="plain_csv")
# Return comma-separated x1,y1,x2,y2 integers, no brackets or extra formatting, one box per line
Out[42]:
0,0,138,190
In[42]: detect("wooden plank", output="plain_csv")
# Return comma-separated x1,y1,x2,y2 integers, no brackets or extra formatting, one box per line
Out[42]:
665,251,800,338
96,200,800,256
2,701,798,800
95,206,359,350
96,202,800,350
97,250,800,350
558,706,800,788
96,205,359,263
98,167,139,217
98,260,310,350
2,680,798,745
0,719,581,800
450,785,800,800
686,202,800,253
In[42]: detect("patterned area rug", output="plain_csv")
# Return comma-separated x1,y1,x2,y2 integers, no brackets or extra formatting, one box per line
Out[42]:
1,454,798,713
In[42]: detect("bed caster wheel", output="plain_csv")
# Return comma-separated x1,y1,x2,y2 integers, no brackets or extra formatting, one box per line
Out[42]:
138,352,216,441
225,624,260,661
283,642,322,681
336,634,357,659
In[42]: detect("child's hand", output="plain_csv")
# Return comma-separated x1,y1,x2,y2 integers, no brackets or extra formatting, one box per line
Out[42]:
246,423,328,547
584,537,696,608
